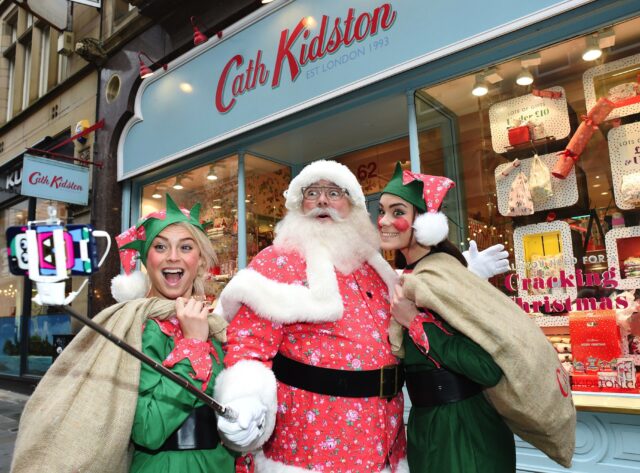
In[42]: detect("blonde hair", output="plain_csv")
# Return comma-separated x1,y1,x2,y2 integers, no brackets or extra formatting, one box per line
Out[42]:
173,221,217,297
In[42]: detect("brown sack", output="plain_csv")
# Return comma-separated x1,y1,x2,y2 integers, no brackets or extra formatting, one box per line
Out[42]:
11,297,227,473
402,252,576,468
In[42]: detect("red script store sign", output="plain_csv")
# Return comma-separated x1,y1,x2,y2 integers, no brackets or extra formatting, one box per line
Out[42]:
215,3,397,113
21,155,89,205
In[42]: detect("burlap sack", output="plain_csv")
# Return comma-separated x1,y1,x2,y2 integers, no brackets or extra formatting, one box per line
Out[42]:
11,297,227,473
402,252,576,468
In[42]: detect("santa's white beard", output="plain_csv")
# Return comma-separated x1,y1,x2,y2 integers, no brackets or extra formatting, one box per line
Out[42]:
273,207,380,274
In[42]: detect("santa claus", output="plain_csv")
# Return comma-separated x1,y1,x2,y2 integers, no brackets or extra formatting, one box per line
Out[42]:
214,160,508,473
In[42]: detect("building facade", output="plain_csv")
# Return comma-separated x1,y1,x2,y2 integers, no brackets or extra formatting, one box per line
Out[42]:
0,0,99,385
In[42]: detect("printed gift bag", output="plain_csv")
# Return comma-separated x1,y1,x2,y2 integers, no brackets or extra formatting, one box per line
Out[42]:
530,122,546,140
621,172,640,206
506,171,535,216
529,155,553,202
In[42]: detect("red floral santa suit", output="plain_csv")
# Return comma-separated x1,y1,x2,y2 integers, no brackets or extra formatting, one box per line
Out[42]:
214,245,407,473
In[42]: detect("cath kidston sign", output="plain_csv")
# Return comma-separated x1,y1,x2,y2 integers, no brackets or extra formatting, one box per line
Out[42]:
21,155,89,205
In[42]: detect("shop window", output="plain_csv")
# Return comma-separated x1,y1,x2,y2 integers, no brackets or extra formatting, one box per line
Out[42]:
244,154,290,261
415,16,640,400
336,137,411,263
338,137,409,196
141,156,240,301
0,201,28,376
26,200,76,376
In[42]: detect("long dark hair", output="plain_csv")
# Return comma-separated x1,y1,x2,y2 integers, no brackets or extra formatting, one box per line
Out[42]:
393,208,468,269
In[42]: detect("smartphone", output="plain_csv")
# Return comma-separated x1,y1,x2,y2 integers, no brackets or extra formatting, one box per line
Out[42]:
6,224,100,276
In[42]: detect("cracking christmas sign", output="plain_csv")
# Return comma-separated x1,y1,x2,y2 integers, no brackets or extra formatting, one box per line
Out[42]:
505,267,630,313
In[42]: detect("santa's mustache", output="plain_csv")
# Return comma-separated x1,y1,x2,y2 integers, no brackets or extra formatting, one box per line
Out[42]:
304,207,345,222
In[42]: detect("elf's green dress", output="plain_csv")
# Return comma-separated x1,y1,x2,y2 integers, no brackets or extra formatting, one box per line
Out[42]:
130,320,235,473
404,314,516,472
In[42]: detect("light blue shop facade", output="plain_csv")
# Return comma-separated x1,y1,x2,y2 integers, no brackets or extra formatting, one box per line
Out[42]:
119,1,640,471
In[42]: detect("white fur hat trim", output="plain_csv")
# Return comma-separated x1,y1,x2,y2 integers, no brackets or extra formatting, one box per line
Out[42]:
111,270,150,302
413,212,450,246
284,160,365,211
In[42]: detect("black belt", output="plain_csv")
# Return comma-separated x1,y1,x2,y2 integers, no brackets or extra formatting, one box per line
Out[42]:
405,368,483,408
134,404,220,454
272,352,404,398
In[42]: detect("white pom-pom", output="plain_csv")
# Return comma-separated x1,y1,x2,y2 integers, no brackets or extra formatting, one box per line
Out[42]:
110,271,149,302
413,212,450,246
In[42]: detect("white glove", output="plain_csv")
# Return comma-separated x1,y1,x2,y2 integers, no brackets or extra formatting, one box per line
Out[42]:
463,240,510,279
217,397,267,449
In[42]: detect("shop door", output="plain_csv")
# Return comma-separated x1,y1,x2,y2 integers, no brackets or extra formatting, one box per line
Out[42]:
414,92,467,246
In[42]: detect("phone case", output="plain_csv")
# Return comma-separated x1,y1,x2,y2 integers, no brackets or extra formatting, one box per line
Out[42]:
6,224,100,276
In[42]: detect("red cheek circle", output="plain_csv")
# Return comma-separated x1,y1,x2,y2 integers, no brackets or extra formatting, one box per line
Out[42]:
377,215,384,229
392,218,411,232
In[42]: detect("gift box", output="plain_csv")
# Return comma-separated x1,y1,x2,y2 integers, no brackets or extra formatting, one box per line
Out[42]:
569,310,622,371
570,372,599,391
508,125,531,146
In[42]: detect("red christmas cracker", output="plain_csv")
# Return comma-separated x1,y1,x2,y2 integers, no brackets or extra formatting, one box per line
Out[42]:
532,88,563,99
552,98,614,179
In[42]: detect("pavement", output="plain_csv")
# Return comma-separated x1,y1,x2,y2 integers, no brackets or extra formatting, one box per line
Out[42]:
0,389,29,473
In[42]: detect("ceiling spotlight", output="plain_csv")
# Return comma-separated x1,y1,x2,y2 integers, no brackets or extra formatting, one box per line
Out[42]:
152,188,162,199
472,75,488,96
516,67,534,86
261,0,274,3
173,176,184,190
582,35,602,61
207,165,218,181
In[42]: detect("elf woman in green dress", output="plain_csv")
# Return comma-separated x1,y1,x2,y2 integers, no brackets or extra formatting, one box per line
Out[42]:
11,194,237,473
377,163,516,473
112,194,236,473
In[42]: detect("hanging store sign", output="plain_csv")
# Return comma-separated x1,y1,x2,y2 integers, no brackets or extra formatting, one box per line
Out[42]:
119,0,593,180
21,155,89,205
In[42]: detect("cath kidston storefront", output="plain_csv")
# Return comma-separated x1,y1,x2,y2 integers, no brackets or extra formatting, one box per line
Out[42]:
117,1,640,471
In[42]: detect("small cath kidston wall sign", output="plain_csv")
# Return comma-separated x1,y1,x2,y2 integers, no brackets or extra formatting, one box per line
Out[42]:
21,155,89,205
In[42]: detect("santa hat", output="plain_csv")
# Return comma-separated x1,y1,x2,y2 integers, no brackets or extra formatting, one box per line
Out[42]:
381,162,455,246
284,160,366,211
111,194,208,302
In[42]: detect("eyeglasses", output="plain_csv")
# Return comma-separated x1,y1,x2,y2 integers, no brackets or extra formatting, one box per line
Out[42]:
302,186,349,201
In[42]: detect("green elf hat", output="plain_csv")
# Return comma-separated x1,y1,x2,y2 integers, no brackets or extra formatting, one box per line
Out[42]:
111,194,208,302
381,162,455,246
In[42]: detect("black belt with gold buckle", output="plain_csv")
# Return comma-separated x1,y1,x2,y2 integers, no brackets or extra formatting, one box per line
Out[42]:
273,352,404,399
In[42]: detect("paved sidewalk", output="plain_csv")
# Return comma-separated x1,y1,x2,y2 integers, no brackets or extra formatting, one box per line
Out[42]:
0,389,29,473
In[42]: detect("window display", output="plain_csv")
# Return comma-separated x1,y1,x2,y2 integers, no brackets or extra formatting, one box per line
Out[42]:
0,201,27,376
414,15,640,404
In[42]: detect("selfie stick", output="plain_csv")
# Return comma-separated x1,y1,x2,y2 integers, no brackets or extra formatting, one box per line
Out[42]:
58,304,237,421
25,207,237,420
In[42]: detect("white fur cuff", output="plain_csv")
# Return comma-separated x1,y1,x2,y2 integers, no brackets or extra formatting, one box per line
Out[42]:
254,451,409,473
214,360,278,451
